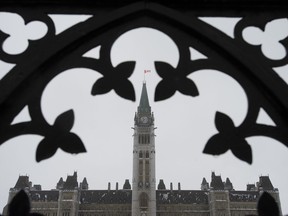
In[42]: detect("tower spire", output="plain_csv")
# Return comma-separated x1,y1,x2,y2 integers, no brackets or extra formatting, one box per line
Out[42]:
138,82,151,114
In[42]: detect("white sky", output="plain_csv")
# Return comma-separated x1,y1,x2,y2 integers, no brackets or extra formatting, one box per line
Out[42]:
0,14,288,214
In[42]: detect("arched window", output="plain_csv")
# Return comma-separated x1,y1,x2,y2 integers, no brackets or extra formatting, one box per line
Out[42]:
139,160,143,175
139,151,143,158
139,192,149,208
145,161,149,175
146,151,149,158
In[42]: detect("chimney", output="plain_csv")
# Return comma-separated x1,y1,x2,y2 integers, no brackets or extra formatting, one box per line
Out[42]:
170,183,173,191
116,182,119,191
178,182,181,191
108,182,111,192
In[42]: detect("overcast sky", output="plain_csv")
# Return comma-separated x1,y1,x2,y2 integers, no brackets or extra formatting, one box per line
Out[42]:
0,14,288,214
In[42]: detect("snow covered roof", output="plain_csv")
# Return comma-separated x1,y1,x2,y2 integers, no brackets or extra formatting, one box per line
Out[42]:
29,190,59,202
157,190,208,204
229,191,260,202
80,190,132,204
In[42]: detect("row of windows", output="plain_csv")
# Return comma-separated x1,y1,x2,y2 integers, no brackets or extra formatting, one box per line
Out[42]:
138,134,150,144
139,151,149,158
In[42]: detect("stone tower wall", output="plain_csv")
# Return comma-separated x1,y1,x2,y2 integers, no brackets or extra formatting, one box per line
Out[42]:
208,191,231,216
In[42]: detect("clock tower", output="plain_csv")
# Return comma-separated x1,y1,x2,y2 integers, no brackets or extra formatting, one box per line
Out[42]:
132,82,156,216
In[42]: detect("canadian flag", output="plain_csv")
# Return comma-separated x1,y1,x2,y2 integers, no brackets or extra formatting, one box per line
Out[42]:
144,70,151,73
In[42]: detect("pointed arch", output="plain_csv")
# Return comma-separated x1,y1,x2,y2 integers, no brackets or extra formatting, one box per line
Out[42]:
139,192,149,208
0,2,288,164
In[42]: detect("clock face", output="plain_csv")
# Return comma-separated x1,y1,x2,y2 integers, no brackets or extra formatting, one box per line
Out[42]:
140,116,148,123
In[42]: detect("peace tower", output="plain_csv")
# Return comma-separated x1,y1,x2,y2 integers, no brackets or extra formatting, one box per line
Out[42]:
132,81,156,216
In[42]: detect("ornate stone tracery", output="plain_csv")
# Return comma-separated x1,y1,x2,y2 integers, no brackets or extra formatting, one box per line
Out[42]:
0,1,287,165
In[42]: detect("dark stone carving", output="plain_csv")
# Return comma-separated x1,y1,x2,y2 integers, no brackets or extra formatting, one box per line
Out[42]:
257,192,280,216
0,1,287,165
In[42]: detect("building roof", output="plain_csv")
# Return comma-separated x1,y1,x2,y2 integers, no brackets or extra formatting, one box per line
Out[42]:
82,177,88,185
27,189,263,204
80,189,209,205
56,177,64,189
29,191,59,202
80,190,132,204
224,178,233,190
247,183,256,191
229,191,260,202
80,177,89,190
14,176,30,189
258,176,274,191
63,172,78,190
210,172,224,190
138,82,151,114
158,179,166,190
157,190,208,204
201,178,208,185
123,179,131,190
201,178,209,190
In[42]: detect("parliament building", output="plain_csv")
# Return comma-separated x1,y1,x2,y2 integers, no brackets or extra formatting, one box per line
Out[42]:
3,83,282,216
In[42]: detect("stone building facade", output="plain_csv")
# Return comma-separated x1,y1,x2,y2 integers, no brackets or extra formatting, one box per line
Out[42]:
3,172,282,216
3,82,282,216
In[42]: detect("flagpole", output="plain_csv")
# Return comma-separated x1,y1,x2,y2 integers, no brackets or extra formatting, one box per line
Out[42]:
144,70,151,83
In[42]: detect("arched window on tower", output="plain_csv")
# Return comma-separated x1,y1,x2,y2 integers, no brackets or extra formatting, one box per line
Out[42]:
139,160,143,176
139,192,149,209
139,151,143,158
145,160,150,183
146,151,149,158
